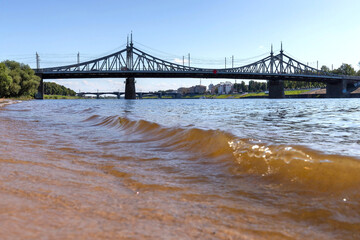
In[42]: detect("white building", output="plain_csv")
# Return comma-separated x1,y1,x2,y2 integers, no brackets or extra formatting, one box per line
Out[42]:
218,81,233,94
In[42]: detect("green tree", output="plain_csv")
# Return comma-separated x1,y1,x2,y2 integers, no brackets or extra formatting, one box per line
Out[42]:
333,63,356,76
321,65,330,72
248,80,255,92
0,60,40,98
0,62,12,97
260,82,267,91
233,83,241,92
284,80,325,89
240,81,246,92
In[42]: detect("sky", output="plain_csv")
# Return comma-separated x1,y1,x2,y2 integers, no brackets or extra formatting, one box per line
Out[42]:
1,0,360,92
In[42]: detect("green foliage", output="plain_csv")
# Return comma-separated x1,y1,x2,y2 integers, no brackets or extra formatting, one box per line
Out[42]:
332,63,356,76
0,63,12,97
284,89,310,95
321,65,330,72
283,63,359,90
234,80,266,93
0,60,40,98
284,80,325,89
216,94,232,99
142,96,159,99
240,81,247,92
44,95,81,99
239,92,267,98
44,82,76,96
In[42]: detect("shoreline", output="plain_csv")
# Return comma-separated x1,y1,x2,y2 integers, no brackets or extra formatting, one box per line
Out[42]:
0,98,23,108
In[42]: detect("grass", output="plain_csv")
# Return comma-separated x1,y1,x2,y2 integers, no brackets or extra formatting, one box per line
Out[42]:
142,96,160,99
182,93,268,99
285,89,311,95
238,92,268,98
44,95,83,99
178,89,310,99
183,95,201,98
215,94,233,99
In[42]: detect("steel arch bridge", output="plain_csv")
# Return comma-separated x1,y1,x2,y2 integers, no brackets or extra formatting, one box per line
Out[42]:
34,38,360,99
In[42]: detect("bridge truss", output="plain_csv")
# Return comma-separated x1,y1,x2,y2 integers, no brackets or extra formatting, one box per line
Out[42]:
35,38,360,82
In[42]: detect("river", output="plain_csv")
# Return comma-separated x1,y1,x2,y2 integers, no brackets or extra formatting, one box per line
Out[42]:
0,98,359,239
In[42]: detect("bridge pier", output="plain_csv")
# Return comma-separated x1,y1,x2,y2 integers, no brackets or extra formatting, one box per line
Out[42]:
326,80,347,98
137,93,143,99
268,80,285,99
35,78,44,99
125,77,136,99
117,93,121,99
96,93,100,99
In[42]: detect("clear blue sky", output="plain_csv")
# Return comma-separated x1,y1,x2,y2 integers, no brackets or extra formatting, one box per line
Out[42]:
1,0,360,92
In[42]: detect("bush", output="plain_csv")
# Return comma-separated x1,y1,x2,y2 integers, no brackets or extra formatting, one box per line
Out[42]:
0,60,40,98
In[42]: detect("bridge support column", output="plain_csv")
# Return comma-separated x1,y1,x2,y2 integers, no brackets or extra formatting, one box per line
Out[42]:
35,78,44,99
125,77,136,99
326,80,347,98
268,80,285,99
96,94,100,99
117,93,121,99
138,93,143,99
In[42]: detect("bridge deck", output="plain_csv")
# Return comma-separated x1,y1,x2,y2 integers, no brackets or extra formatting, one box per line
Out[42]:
36,70,359,83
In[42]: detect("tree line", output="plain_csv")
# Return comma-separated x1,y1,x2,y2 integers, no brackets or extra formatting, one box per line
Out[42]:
44,82,76,96
234,63,360,92
322,63,360,76
285,63,360,89
233,80,267,93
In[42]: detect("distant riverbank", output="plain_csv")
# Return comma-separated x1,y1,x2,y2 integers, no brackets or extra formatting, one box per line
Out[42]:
5,87,360,100
153,88,360,99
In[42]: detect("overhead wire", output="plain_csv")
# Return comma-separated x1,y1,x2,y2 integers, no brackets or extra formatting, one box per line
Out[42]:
283,50,318,68
134,40,273,68
3,42,277,69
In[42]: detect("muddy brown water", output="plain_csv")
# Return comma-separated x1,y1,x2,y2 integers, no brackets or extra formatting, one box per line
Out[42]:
0,99,359,239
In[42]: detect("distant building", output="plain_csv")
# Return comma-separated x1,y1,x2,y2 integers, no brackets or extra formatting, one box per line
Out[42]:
177,87,190,95
218,81,233,94
194,85,206,94
208,83,214,93
178,85,206,95
165,89,177,94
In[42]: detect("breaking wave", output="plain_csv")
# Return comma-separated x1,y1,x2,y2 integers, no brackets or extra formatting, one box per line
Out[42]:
84,115,360,193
